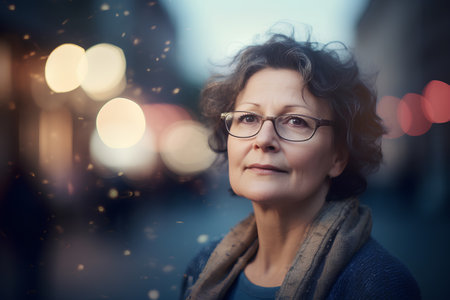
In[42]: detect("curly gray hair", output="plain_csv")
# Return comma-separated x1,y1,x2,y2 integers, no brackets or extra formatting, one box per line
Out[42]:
200,33,386,200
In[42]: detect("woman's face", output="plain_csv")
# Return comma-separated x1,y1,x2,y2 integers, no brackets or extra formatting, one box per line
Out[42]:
227,68,347,207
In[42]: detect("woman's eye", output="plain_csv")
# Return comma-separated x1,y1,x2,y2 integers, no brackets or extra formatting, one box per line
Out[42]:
287,116,308,127
238,114,258,123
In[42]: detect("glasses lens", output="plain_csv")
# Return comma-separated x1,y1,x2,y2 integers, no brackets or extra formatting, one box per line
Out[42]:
225,112,261,137
276,115,316,141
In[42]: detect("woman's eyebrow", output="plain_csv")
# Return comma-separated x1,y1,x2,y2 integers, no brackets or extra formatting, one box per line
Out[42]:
236,103,310,108
283,104,310,109
282,105,316,115
234,103,316,115
236,102,260,107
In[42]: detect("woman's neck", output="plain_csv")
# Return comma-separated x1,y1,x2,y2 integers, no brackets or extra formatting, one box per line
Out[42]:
244,190,327,287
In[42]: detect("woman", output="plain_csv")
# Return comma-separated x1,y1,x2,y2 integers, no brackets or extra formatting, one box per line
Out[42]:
181,33,420,299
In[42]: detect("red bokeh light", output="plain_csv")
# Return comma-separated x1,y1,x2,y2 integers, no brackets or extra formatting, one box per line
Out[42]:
422,80,450,124
398,93,432,136
377,95,404,139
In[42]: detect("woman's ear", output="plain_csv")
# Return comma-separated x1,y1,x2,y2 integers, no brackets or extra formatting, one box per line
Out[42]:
328,146,349,178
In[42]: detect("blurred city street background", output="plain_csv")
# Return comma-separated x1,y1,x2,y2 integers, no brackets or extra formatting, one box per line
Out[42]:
0,0,449,299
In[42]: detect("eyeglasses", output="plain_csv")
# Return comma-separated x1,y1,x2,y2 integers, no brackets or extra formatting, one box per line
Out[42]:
220,111,334,142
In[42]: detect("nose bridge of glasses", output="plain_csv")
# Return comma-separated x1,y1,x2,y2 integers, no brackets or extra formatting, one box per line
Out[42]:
257,116,279,136
262,115,276,123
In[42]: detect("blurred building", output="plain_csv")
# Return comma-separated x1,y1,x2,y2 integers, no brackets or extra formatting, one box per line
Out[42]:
355,1,450,299
356,0,450,215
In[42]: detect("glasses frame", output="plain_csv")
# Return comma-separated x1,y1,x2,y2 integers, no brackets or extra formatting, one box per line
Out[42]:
220,111,334,142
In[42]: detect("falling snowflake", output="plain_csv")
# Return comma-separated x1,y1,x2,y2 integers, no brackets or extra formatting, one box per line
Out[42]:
148,289,159,299
197,234,209,244
108,188,118,199
162,265,175,273
100,3,110,11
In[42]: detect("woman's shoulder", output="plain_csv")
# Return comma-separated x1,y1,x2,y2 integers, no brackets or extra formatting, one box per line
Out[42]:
180,238,222,299
186,238,221,275
327,237,421,300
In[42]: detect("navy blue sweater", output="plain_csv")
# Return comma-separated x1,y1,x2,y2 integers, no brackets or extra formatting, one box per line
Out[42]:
181,237,421,299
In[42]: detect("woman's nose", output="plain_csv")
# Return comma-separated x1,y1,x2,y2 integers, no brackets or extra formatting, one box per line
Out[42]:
253,120,280,152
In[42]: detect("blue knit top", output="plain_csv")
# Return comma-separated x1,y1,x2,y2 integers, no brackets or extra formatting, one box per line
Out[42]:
224,270,279,300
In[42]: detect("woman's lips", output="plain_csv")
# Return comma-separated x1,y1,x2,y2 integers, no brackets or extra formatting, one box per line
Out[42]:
245,164,287,174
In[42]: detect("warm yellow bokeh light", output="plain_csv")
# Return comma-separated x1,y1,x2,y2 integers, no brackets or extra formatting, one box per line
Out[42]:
160,121,217,175
96,97,146,148
80,43,126,101
89,127,157,177
45,43,86,93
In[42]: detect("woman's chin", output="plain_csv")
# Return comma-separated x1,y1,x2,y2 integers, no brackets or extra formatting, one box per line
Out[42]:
237,189,288,205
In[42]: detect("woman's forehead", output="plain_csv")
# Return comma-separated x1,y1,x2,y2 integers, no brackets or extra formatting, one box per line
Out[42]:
235,68,332,117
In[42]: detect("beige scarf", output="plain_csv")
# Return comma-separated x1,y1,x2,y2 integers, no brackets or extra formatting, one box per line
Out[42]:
187,197,372,300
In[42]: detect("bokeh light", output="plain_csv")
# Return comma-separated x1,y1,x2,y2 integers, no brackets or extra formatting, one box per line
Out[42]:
142,103,192,150
197,234,209,244
148,289,160,300
31,73,68,110
45,43,86,93
398,93,432,136
377,95,404,139
0,40,11,104
160,121,217,175
89,126,157,177
96,97,146,149
39,108,73,183
80,43,126,101
422,80,450,124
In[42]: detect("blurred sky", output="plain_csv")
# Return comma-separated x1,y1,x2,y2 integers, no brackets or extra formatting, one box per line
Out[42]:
160,0,370,83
